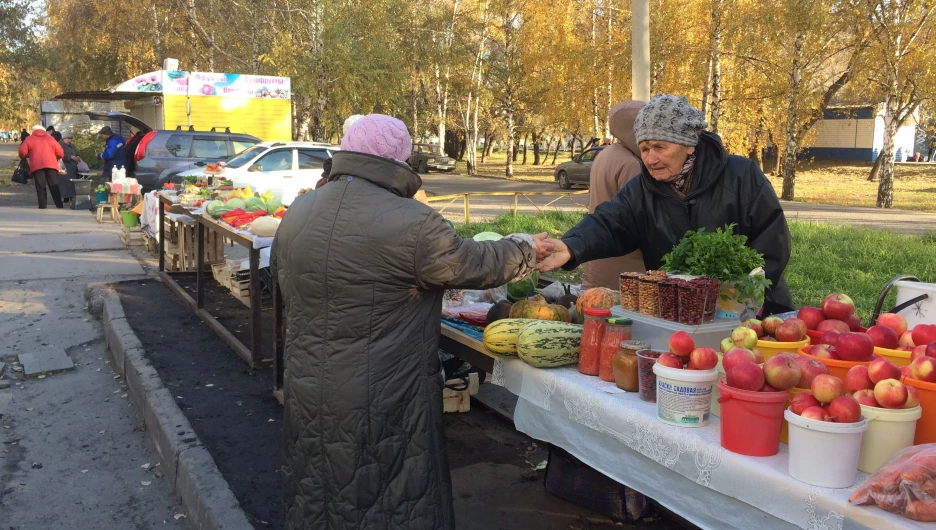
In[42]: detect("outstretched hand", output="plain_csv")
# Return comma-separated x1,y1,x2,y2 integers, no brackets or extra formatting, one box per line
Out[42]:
536,237,572,273
531,232,554,261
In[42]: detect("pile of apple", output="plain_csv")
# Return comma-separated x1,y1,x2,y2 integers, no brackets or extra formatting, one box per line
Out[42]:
658,331,719,370
722,349,826,393
844,358,920,410
789,374,864,424
730,315,809,345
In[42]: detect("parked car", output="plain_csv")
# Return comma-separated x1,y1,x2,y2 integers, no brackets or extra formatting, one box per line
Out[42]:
554,147,604,189
86,112,261,191
408,143,456,173
175,141,338,205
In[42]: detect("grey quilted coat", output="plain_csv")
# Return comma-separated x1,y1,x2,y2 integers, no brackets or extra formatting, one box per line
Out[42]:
272,151,533,529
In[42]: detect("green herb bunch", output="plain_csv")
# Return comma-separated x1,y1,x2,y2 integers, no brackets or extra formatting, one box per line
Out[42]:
661,224,771,305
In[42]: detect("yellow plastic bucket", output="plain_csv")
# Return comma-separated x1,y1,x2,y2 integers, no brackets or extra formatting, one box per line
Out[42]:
857,404,921,473
873,346,911,368
757,338,809,361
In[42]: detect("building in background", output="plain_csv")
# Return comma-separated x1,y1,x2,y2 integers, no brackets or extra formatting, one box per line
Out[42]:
801,104,919,162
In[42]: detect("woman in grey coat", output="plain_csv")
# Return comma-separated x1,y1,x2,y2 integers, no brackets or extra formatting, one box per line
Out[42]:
58,131,79,201
273,114,546,529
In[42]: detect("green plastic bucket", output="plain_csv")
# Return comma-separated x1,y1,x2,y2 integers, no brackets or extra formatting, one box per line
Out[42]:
121,211,139,227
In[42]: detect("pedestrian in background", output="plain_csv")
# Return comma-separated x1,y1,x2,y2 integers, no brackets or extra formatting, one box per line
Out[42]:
20,128,28,142
18,125,65,209
583,100,647,289
58,131,79,203
96,126,126,178
46,125,62,142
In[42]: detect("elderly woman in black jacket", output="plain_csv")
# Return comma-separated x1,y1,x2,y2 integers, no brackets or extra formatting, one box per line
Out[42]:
538,94,794,312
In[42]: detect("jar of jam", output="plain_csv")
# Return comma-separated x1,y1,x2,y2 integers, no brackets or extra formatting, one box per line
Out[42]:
579,308,612,376
612,340,648,391
599,318,632,382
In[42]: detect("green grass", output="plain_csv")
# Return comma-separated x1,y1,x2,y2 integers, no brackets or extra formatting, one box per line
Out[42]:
457,212,936,323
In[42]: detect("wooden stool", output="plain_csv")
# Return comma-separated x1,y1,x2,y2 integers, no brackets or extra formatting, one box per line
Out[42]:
96,203,119,223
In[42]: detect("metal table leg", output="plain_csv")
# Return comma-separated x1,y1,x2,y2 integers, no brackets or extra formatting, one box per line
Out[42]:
249,247,262,367
196,222,204,309
158,202,165,272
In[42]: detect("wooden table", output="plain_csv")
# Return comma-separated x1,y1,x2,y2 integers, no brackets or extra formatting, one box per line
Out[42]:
157,193,270,368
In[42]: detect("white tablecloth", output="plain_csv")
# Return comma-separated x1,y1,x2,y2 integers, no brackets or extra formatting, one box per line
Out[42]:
143,192,273,249
491,358,924,530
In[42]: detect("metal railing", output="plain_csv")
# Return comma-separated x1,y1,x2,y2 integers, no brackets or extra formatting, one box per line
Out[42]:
426,190,588,224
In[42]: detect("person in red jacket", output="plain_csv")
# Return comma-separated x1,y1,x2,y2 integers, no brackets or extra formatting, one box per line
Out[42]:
19,125,65,209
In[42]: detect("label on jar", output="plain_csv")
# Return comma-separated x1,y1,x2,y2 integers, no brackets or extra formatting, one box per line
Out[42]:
656,379,713,427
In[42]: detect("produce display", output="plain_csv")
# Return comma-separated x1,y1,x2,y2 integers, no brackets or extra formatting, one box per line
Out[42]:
516,321,583,368
851,444,936,521
482,318,537,356
575,287,619,322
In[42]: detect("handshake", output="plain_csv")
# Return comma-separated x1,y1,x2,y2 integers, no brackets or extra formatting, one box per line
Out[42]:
531,232,572,273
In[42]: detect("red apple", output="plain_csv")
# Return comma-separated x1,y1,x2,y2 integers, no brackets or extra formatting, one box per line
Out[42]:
776,321,805,342
811,374,845,404
797,307,825,331
762,316,784,336
794,356,830,389
912,325,936,348
787,318,809,337
904,386,921,409
760,383,781,392
760,336,777,342
790,392,821,415
836,332,875,362
689,347,718,371
820,330,842,346
867,357,901,384
751,348,765,364
897,346,914,352
723,347,757,372
719,337,733,354
867,325,899,350
876,313,908,338
726,361,765,391
822,293,856,321
800,406,831,421
658,352,685,369
741,318,764,338
846,314,863,331
817,320,850,334
853,389,880,407
730,327,759,349
911,345,929,361
910,356,936,383
669,331,695,357
810,344,840,360
927,342,936,358
763,355,803,390
845,365,875,394
901,365,913,379
900,331,916,348
827,395,863,423
873,379,909,409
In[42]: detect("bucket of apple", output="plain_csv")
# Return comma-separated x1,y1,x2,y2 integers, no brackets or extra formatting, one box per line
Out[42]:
785,373,868,488
651,332,719,427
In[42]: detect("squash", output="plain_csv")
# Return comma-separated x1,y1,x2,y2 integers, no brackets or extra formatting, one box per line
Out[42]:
523,303,573,322
482,318,538,356
249,216,280,237
516,321,583,368
486,301,513,324
575,287,620,322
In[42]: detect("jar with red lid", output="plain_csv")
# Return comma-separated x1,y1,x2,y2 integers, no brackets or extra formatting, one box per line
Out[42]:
579,308,611,376
599,318,632,382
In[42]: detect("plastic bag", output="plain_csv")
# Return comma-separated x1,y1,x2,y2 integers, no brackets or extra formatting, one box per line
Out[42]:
441,302,492,321
850,444,936,521
540,281,583,303
76,158,90,173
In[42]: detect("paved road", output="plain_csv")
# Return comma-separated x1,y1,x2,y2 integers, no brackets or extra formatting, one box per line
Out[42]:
421,172,936,234
0,161,184,528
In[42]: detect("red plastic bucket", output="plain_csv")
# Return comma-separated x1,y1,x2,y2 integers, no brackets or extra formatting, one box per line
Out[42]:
717,379,788,456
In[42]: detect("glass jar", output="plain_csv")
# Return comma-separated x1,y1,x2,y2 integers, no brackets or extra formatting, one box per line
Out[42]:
619,273,641,312
599,318,632,382
658,279,679,322
703,277,720,323
638,276,660,317
612,340,649,392
579,308,612,376
636,349,664,402
678,280,706,326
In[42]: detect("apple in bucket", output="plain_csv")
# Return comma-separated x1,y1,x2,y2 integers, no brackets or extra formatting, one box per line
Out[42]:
668,331,695,357
845,365,874,394
794,356,829,389
730,327,759,349
763,355,802,390
912,324,936,347
800,406,831,422
867,357,901,384
904,386,921,409
873,379,908,409
726,362,765,391
876,313,908,337
811,374,845,404
910,356,936,383
797,306,825,331
741,318,764,338
853,389,879,407
657,353,684,369
835,332,875,362
820,330,841,346
689,348,718,371
723,347,757,372
790,392,821,415
817,320,849,334
822,293,855,321
762,316,784,336
866,325,899,350
827,395,862,423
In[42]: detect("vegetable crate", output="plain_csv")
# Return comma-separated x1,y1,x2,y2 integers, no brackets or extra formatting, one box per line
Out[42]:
141,231,158,255
163,219,225,272
120,225,143,247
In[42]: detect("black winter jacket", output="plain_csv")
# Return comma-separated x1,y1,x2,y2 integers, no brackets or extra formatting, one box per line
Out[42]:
562,131,794,310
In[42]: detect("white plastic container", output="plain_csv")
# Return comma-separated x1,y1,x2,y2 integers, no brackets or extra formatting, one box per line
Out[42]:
610,306,738,351
895,280,936,328
858,404,922,474
785,409,868,488
653,364,718,427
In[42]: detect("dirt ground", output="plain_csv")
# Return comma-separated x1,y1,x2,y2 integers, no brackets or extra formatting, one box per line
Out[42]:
114,278,686,530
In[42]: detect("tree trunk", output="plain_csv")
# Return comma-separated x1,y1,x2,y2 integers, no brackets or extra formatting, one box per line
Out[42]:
590,2,600,141
605,1,613,139
781,32,804,201
533,130,541,165
522,133,528,164
505,115,515,178
708,0,723,132
552,138,559,164
867,151,884,182
877,93,899,208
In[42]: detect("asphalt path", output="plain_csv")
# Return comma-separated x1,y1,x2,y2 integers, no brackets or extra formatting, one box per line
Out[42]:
420,171,936,234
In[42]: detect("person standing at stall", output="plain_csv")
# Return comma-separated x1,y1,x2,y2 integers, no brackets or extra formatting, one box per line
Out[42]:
18,125,65,209
96,126,125,178
273,114,549,530
58,131,79,203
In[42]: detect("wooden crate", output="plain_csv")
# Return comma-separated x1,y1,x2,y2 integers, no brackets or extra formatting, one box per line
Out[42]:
120,225,143,247
162,221,225,272
141,231,158,255
443,373,479,413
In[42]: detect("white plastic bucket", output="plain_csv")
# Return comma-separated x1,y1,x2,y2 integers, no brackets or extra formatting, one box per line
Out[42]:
653,364,718,427
858,405,921,474
895,280,936,328
785,409,868,488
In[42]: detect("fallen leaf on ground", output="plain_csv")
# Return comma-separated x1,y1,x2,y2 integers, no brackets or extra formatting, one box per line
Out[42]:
205,384,214,387
120,394,127,399
140,480,151,486
81,469,88,474
141,463,151,470
173,514,186,520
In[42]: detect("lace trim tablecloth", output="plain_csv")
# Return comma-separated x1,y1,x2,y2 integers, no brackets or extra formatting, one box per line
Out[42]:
492,357,924,530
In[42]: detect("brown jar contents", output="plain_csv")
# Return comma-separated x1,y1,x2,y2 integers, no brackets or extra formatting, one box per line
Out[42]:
638,276,660,316
612,340,649,392
619,272,640,312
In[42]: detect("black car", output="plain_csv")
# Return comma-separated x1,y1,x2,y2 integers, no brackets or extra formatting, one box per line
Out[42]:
86,112,261,191
554,147,604,189
408,144,456,173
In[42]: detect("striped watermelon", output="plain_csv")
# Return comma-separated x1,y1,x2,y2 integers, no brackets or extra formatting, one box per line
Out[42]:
516,322,583,368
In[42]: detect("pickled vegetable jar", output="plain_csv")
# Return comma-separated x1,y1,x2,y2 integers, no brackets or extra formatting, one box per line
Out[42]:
599,318,632,382
579,308,612,376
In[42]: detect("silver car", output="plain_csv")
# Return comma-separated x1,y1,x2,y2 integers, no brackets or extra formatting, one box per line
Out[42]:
554,147,604,189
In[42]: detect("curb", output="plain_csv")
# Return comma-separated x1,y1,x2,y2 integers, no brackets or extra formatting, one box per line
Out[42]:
93,286,254,529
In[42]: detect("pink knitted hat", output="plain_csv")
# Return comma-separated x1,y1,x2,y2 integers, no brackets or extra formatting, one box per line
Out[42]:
340,114,412,163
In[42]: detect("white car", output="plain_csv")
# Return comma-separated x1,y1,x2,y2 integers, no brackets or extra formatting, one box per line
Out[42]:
176,141,338,205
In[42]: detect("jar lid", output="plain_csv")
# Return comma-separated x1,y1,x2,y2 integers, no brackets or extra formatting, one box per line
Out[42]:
621,340,650,349
584,308,612,317
606,317,632,325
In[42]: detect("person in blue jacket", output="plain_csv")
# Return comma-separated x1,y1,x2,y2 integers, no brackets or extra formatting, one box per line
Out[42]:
96,126,126,178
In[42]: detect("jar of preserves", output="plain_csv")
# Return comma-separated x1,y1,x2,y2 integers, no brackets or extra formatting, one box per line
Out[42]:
579,308,612,376
612,340,649,391
599,318,632,382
